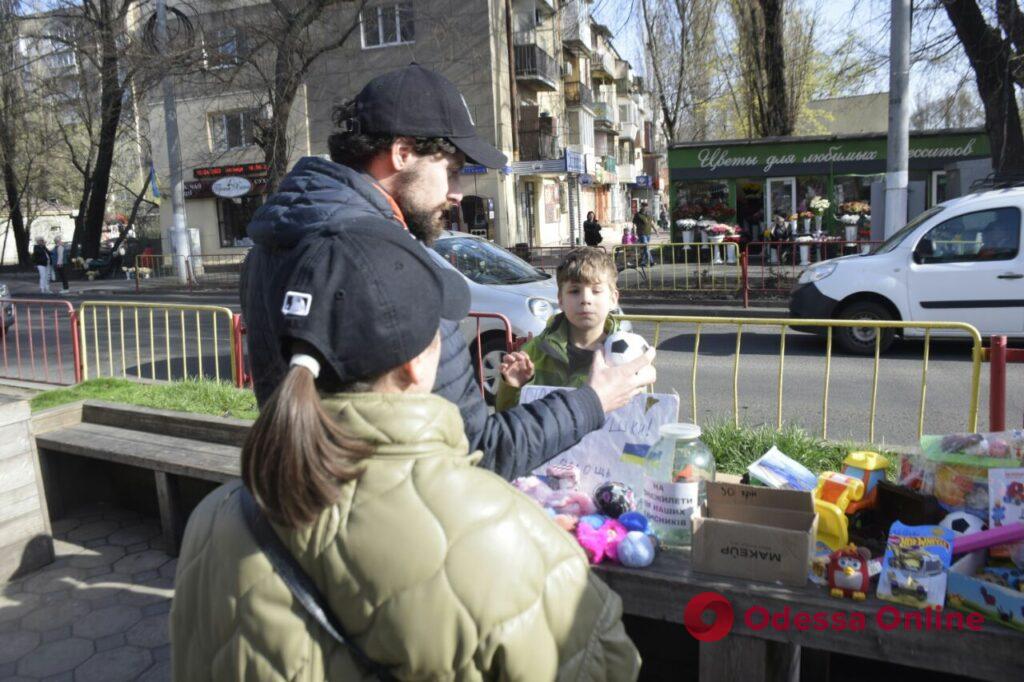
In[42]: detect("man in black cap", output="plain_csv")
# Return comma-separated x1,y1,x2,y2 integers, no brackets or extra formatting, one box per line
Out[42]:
242,64,656,480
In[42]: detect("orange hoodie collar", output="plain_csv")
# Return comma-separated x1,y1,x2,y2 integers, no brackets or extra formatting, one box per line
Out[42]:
371,182,407,229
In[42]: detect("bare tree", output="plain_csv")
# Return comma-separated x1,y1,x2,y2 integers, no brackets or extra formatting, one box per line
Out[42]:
639,0,718,143
0,0,33,264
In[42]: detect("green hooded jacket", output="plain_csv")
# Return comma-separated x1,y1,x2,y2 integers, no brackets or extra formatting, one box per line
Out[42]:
495,313,619,412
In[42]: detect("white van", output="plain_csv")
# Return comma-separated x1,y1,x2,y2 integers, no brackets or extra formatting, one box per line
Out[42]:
789,187,1024,354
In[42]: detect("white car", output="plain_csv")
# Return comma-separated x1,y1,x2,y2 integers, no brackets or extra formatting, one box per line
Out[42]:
429,232,626,401
790,187,1024,354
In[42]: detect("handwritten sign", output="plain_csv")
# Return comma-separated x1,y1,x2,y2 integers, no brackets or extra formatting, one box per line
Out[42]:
521,386,681,495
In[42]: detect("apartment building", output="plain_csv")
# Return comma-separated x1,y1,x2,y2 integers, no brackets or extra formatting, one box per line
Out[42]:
141,0,660,255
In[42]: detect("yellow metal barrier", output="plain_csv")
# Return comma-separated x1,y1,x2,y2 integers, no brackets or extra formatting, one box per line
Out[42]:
615,314,982,443
78,302,237,385
611,242,742,292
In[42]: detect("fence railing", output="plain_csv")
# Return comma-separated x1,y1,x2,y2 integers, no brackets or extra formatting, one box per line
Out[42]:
743,239,881,301
614,313,982,444
0,299,79,385
134,253,248,292
78,301,237,385
612,242,742,292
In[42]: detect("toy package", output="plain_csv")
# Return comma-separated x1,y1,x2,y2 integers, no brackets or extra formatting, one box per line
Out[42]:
988,468,1024,558
876,522,954,609
747,446,817,491
900,430,1024,517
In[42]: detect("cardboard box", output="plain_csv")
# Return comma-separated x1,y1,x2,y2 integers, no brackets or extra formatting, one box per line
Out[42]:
947,551,1024,631
692,482,818,587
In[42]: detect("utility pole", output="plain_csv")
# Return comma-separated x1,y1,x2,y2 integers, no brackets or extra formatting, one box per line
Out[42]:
154,0,191,284
885,0,911,238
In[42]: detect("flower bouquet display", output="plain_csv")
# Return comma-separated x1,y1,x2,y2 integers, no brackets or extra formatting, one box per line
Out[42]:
810,196,830,231
706,224,734,264
795,234,814,266
676,218,697,244
799,210,815,234
787,213,799,233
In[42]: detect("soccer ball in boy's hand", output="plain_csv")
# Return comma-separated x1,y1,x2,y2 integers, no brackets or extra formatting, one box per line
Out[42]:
603,331,650,367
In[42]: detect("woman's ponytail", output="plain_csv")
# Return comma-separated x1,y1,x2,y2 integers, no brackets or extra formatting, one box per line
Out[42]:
241,361,372,528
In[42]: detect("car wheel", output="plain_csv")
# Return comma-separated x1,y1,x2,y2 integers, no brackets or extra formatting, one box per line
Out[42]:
836,300,895,355
472,335,508,406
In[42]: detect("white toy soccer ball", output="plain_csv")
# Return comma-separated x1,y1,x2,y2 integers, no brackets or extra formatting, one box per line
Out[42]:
603,331,650,366
940,511,987,536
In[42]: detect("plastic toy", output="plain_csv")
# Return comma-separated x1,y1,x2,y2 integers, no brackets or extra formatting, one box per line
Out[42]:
940,511,987,536
593,481,636,518
848,481,946,556
576,518,628,564
842,451,889,514
618,531,657,568
813,472,865,550
953,523,1024,555
1006,481,1024,506
827,545,872,600
877,523,954,608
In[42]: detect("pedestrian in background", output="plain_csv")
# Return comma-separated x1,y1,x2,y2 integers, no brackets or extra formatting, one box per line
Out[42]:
633,202,656,265
32,237,51,294
583,210,602,246
50,236,69,292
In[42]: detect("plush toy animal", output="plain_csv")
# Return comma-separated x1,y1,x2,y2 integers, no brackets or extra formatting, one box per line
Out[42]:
827,545,872,600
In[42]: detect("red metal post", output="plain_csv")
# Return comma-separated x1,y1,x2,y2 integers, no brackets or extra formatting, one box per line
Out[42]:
70,309,82,384
990,335,1008,432
741,251,750,308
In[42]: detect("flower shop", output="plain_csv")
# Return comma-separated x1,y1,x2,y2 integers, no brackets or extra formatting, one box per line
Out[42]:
667,128,991,247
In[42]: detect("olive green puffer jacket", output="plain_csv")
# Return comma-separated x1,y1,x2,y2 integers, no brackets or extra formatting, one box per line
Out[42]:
170,392,640,681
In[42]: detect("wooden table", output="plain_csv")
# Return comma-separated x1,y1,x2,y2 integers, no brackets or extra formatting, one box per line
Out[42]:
595,549,1024,682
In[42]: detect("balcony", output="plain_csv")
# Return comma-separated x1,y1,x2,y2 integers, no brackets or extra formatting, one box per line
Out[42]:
619,119,640,142
617,162,636,184
591,49,616,82
518,128,562,162
514,42,559,91
536,0,556,14
603,155,617,173
561,0,592,53
593,101,617,133
564,80,595,112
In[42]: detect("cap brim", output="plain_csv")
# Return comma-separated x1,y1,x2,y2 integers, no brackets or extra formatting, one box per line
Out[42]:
449,135,507,169
435,265,471,321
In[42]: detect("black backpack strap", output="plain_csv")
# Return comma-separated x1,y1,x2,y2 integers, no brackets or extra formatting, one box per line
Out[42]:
238,487,395,681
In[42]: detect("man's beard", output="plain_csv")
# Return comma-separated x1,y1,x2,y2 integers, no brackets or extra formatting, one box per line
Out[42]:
392,168,446,245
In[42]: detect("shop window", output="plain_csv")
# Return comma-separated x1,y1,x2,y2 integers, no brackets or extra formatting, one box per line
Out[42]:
735,179,764,231
834,175,882,212
915,207,1020,264
361,4,414,48
209,110,259,151
796,177,827,212
672,180,731,221
932,171,948,207
217,196,264,247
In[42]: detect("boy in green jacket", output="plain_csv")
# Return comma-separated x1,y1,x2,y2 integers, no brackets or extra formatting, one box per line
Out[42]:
496,247,623,411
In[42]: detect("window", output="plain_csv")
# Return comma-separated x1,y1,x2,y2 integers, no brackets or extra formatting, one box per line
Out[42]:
361,4,414,48
932,171,949,207
217,196,264,247
209,110,259,151
915,207,1021,264
206,27,246,68
431,237,544,285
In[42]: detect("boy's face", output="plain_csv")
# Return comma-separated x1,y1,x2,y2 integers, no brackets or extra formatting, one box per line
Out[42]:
558,277,618,335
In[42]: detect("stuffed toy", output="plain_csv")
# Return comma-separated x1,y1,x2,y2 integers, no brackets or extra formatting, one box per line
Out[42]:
576,518,628,564
618,531,657,568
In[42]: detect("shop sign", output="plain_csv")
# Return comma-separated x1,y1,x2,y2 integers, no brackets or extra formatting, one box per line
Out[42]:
635,174,652,187
212,176,253,198
184,176,269,200
580,174,594,186
194,162,269,179
670,131,990,179
566,149,585,174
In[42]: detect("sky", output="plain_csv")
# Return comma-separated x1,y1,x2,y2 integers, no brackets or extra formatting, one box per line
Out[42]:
590,0,969,105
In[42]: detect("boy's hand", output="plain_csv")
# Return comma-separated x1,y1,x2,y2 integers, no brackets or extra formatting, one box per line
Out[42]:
500,351,535,388
588,347,657,413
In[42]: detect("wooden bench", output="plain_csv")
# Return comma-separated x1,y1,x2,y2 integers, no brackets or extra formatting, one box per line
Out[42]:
595,549,1024,682
32,400,246,556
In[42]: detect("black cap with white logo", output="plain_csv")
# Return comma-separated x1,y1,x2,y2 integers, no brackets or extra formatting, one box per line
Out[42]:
277,220,470,387
350,64,507,169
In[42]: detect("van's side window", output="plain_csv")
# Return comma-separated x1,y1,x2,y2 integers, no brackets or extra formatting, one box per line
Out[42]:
915,207,1021,264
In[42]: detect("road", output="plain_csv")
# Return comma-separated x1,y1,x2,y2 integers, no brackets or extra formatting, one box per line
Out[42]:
5,289,1016,447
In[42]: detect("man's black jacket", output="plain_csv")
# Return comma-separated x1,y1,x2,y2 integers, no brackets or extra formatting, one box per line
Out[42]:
240,156,605,480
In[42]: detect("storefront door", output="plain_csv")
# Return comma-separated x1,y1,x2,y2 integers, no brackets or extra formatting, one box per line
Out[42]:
765,177,797,222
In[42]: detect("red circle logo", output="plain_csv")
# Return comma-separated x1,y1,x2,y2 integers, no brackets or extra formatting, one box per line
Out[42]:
683,591,735,642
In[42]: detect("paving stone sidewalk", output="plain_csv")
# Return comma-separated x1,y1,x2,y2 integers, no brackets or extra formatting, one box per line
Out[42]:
0,503,173,681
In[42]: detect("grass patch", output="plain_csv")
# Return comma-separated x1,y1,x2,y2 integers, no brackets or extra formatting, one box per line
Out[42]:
30,378,258,420
702,420,899,478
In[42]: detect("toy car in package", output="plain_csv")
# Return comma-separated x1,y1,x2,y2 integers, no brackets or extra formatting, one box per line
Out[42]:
899,430,1024,517
877,522,954,609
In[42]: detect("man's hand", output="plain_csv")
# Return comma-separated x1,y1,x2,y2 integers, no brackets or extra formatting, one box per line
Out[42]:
588,347,657,413
500,351,535,388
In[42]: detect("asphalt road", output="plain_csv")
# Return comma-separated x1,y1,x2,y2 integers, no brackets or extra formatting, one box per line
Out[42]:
7,290,1016,447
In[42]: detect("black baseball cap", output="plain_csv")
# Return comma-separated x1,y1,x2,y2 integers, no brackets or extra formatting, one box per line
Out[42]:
351,64,508,169
277,220,470,386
